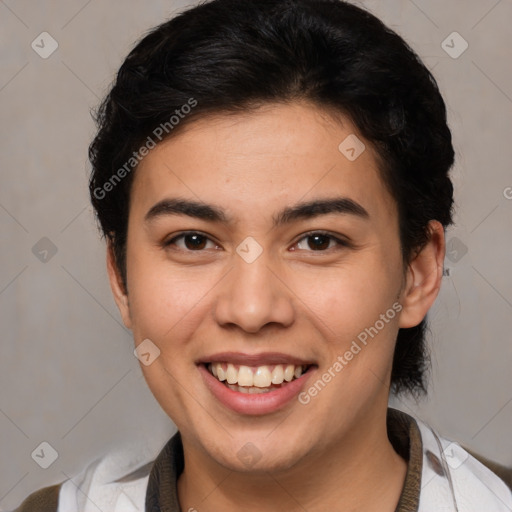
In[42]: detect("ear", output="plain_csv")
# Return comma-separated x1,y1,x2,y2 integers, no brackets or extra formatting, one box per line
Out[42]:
106,240,132,330
398,220,445,329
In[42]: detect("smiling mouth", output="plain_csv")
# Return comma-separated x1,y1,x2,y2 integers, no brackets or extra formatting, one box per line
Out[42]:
204,362,314,394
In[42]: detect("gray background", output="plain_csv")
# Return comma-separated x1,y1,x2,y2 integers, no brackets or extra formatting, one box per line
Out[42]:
1,0,511,509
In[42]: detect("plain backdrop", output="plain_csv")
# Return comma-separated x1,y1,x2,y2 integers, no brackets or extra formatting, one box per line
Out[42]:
1,0,511,509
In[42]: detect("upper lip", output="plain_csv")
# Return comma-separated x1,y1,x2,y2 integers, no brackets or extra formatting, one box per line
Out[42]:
197,352,316,367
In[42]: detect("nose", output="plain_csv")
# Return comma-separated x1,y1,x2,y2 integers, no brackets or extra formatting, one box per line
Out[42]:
213,251,295,333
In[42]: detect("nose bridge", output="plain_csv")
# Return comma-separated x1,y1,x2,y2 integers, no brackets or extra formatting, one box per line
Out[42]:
214,241,294,332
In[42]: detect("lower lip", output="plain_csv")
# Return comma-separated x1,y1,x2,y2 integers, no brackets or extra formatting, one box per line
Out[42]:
198,364,316,415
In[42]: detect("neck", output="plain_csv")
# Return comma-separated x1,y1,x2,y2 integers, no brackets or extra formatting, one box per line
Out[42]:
177,408,407,512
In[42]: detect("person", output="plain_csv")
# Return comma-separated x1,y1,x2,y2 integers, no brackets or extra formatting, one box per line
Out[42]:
11,0,512,510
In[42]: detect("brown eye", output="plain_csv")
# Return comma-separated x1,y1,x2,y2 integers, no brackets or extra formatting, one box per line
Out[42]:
293,231,349,252
164,232,216,251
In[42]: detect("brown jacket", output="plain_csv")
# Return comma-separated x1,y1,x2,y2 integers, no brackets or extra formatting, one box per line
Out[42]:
11,410,512,512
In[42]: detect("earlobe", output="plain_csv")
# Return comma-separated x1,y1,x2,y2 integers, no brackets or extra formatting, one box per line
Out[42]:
398,220,445,329
106,240,132,330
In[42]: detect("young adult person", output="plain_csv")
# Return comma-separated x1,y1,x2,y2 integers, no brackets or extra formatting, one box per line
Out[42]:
12,0,512,510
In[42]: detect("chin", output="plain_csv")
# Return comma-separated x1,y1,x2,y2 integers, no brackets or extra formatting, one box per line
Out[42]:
202,430,313,474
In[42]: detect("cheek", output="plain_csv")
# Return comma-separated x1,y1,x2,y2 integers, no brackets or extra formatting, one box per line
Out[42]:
291,257,398,332
126,256,218,343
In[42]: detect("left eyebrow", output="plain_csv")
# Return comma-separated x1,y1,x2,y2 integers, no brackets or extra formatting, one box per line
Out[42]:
144,196,370,227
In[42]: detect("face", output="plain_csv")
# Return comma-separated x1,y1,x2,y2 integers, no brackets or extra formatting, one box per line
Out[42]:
108,101,441,473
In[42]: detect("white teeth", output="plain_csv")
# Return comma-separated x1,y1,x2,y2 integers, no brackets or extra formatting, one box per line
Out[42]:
216,365,226,381
226,383,272,394
209,362,307,387
253,366,272,387
236,384,250,394
271,365,284,384
226,363,237,384
237,366,253,386
284,365,295,382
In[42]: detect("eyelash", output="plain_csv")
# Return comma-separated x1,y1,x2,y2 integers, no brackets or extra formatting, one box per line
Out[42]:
162,230,351,253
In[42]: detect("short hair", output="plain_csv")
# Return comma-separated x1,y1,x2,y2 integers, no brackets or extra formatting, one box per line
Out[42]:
88,0,455,397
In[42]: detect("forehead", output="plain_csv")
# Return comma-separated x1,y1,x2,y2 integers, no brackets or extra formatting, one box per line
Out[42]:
130,101,397,229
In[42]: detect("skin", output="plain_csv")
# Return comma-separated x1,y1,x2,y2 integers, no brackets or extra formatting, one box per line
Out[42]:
107,100,445,511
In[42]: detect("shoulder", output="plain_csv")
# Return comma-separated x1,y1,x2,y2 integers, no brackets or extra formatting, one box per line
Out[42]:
10,441,157,512
413,416,512,510
10,483,62,512
464,448,512,491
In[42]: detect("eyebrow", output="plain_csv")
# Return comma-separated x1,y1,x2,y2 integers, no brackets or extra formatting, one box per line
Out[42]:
144,196,370,227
